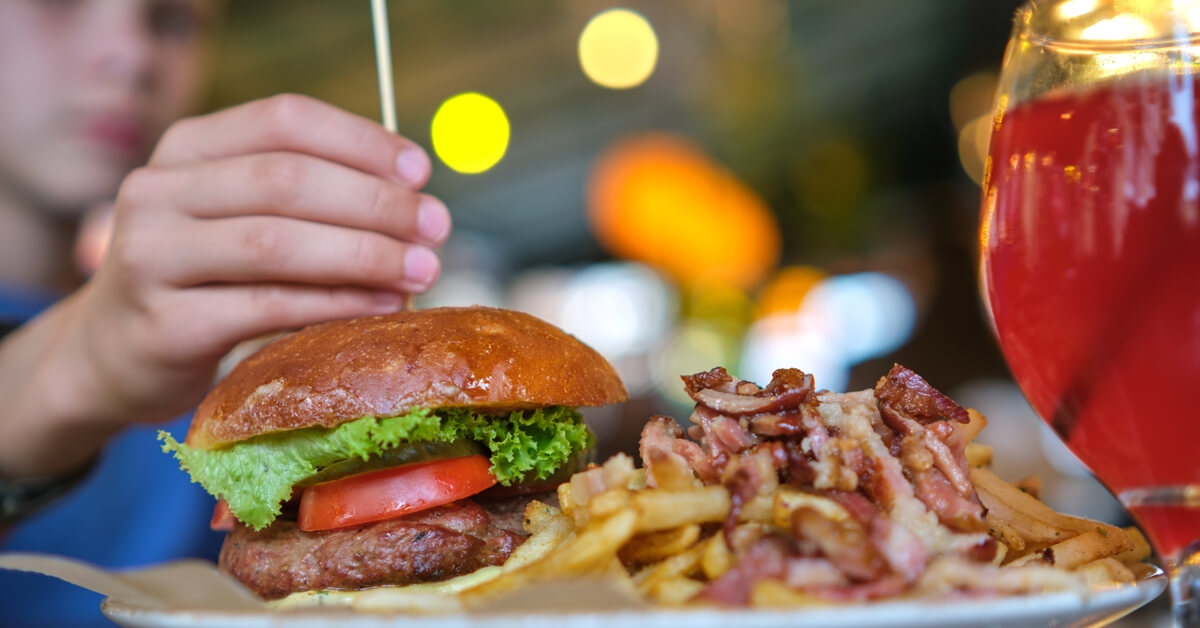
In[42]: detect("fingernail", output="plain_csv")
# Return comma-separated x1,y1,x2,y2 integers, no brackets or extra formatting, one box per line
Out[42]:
416,196,451,244
403,246,439,288
396,147,430,186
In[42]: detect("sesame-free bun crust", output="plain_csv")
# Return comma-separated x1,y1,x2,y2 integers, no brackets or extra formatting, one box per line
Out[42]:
187,307,627,450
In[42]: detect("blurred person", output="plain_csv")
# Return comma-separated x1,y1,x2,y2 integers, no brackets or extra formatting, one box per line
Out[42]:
0,0,450,624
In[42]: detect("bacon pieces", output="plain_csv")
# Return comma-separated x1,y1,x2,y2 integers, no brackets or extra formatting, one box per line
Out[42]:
875,363,969,426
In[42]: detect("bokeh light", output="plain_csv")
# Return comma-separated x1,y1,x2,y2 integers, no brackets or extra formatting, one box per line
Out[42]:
950,72,997,185
578,9,659,89
657,320,736,407
949,72,996,132
958,113,993,185
509,263,677,397
587,133,781,290
756,266,825,319
558,263,677,359
430,92,510,174
741,272,916,392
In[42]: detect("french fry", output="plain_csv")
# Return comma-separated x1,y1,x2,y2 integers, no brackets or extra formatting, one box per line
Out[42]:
986,514,1027,553
992,541,1008,566
568,468,604,511
646,448,701,490
503,511,573,571
634,543,705,592
1006,549,1050,568
1014,476,1042,500
522,500,561,535
1045,529,1135,570
700,532,733,580
619,524,702,566
587,488,632,520
773,489,849,529
1115,527,1152,563
633,487,731,532
465,509,637,603
982,496,1067,545
749,579,829,608
961,408,988,442
741,495,774,523
972,467,1088,542
646,576,707,605
965,442,993,467
1076,557,1136,586
600,453,638,489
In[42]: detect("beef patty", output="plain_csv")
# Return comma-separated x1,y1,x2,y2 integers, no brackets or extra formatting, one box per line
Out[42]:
219,498,529,599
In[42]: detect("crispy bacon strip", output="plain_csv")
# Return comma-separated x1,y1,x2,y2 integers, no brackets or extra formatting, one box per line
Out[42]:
689,406,757,469
682,367,737,396
722,444,778,545
874,365,986,532
826,490,928,582
791,506,887,581
687,368,815,417
652,365,1017,605
640,416,718,486
875,364,969,426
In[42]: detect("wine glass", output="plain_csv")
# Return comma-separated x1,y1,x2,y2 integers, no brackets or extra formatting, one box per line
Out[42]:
979,0,1200,623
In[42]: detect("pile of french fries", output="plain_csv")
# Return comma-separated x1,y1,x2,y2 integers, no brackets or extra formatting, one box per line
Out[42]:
961,410,1152,586
279,407,1153,612
460,407,1152,609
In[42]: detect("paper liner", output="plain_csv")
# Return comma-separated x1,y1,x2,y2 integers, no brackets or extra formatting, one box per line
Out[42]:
0,553,263,611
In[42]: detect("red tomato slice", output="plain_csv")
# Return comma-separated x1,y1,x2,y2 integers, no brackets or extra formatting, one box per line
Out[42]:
210,499,235,531
298,455,497,531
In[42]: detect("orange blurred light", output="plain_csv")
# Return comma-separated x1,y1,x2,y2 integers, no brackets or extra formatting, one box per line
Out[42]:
755,265,826,319
587,134,781,290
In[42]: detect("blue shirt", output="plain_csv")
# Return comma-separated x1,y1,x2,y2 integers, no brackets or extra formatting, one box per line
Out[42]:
0,286,224,628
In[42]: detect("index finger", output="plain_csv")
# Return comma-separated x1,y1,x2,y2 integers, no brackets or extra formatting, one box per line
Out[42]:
149,94,431,188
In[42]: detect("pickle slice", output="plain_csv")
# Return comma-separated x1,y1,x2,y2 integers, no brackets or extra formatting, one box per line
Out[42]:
297,438,485,488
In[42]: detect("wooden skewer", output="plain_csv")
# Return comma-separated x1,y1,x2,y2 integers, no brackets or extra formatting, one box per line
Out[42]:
370,0,398,135
369,0,413,310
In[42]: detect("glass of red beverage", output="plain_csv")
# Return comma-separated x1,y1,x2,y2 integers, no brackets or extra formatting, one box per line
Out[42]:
980,0,1200,623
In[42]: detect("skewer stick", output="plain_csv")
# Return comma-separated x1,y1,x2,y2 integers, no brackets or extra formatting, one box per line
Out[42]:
370,0,398,135
370,0,412,309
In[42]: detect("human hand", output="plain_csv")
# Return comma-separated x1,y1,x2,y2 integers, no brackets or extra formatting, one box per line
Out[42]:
0,94,449,476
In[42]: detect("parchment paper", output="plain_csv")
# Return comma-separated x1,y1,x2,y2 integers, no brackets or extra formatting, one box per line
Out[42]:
0,552,645,616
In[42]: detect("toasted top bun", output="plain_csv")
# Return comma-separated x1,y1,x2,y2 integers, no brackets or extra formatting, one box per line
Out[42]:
187,306,627,450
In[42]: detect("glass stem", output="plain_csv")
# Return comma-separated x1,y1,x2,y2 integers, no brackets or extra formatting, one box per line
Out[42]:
1173,541,1200,626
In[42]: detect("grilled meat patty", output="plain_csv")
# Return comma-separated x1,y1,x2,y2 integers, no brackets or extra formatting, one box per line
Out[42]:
219,498,528,599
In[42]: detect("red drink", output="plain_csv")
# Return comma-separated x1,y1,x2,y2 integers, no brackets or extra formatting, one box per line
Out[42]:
981,77,1200,556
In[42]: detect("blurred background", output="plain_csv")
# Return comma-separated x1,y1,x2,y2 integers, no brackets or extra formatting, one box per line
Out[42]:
77,0,1172,622
185,0,1142,527
199,0,1018,444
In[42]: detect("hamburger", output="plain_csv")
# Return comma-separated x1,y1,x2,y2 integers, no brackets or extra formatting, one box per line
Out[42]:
159,306,627,600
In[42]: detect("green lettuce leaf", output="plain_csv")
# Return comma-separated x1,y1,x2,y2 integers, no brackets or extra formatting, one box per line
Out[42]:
158,406,591,531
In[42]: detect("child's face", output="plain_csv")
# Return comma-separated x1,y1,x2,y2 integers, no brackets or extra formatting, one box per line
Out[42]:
0,0,218,213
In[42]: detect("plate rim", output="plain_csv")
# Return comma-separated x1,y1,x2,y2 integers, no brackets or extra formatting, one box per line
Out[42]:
100,571,1168,627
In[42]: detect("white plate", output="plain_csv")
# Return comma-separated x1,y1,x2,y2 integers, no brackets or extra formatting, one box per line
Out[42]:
102,573,1167,628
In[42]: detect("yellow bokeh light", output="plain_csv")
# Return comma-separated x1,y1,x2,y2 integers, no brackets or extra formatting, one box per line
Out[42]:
430,92,510,174
958,113,993,185
578,9,659,89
